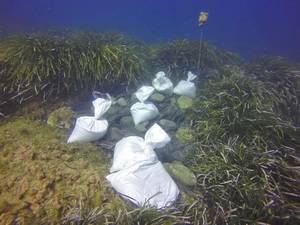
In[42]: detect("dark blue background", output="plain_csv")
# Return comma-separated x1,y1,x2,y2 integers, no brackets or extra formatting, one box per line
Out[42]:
1,0,299,59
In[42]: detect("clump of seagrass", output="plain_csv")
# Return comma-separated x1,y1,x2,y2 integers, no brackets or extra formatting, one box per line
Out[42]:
61,196,190,225
150,39,241,80
185,66,300,224
0,33,147,109
246,56,300,125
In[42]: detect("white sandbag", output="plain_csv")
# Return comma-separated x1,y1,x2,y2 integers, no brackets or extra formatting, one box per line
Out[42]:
135,86,155,102
107,124,177,208
152,71,173,95
110,123,171,173
173,71,197,98
67,116,108,143
92,96,112,120
106,161,179,208
130,102,159,125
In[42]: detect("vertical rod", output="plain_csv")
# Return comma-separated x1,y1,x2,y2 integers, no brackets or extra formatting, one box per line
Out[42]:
197,28,204,72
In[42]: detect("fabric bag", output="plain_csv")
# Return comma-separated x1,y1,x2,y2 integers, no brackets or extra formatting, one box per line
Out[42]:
106,161,179,208
92,93,112,120
110,123,171,172
135,86,155,102
68,92,111,143
152,71,173,95
173,71,197,98
106,124,178,208
130,102,159,125
67,116,108,143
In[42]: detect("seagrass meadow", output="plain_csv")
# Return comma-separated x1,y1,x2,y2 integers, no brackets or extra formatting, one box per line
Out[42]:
0,32,299,225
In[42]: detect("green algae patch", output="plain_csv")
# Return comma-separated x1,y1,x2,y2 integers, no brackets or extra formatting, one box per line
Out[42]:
47,106,74,129
175,127,193,144
177,96,193,111
0,118,124,224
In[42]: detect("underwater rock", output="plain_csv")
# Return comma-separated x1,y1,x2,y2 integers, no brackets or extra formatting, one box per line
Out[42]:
159,119,177,131
106,106,120,117
171,144,194,162
177,96,193,110
134,121,149,133
47,106,74,129
160,105,184,123
116,97,128,107
164,162,197,187
120,116,134,127
150,93,166,103
107,127,124,141
175,127,193,144
170,97,177,105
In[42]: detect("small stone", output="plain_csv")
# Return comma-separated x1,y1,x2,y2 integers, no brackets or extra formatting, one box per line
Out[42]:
164,162,197,187
106,106,120,117
170,97,177,105
107,127,124,141
116,97,128,107
171,145,193,161
177,96,193,110
159,119,177,131
135,122,148,133
150,93,165,103
120,116,134,127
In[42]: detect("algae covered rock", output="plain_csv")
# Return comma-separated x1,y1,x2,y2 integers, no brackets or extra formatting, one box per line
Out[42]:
176,127,193,144
107,127,124,141
120,116,134,127
164,162,197,187
150,93,166,103
177,96,193,110
159,119,177,131
47,106,74,129
135,121,149,133
106,106,120,117
116,97,128,107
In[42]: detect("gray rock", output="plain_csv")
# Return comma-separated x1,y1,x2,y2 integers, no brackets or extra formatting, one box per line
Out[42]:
107,127,124,141
171,144,194,161
164,162,197,187
159,119,177,131
107,107,130,124
116,97,128,107
160,105,184,123
130,93,138,102
150,93,165,103
170,97,177,105
106,106,120,117
135,122,148,133
177,96,193,110
120,116,134,127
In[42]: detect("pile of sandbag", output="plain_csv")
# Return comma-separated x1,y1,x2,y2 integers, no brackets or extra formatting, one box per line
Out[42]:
68,92,112,143
106,123,179,208
66,71,199,208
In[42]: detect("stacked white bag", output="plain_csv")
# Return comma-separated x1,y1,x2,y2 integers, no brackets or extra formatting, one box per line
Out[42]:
152,71,173,95
173,71,197,98
67,92,112,143
106,124,179,208
130,86,159,125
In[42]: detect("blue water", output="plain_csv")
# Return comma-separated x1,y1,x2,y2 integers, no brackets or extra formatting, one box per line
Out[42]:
1,0,299,59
